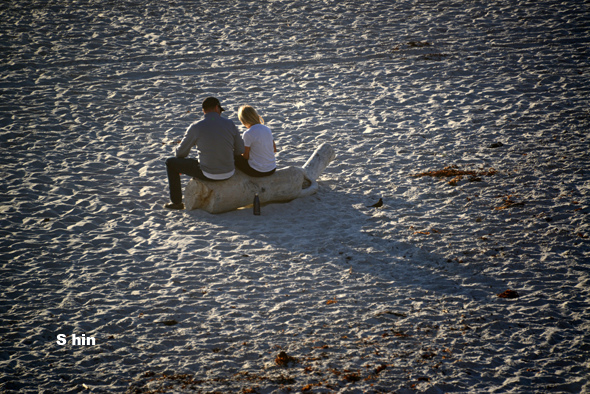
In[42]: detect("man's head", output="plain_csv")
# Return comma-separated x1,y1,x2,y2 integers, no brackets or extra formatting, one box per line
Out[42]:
202,97,225,114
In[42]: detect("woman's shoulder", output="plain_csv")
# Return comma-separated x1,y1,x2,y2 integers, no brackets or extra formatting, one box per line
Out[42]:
251,123,272,133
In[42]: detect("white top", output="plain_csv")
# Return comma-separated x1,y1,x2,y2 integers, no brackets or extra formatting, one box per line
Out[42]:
242,123,276,172
202,169,234,180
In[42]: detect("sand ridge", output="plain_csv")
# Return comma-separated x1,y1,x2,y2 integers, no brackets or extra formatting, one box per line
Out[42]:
1,0,589,393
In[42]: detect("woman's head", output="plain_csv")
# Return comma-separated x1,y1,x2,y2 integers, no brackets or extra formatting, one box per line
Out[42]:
238,105,264,127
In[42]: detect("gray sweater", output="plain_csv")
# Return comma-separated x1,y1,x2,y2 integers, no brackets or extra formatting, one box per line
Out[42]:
175,112,245,175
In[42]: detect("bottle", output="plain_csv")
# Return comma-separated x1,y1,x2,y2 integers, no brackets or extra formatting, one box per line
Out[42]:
253,194,260,215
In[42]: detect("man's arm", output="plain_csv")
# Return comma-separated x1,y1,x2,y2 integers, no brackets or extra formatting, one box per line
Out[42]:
175,124,197,158
233,124,245,155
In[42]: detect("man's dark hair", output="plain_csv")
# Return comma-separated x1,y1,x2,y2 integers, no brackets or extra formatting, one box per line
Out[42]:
202,97,224,112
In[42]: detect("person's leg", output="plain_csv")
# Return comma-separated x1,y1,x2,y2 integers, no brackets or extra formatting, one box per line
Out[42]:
234,155,252,176
257,168,276,177
234,155,276,177
165,157,205,205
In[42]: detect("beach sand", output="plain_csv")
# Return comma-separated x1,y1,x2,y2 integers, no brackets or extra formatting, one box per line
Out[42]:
1,0,589,392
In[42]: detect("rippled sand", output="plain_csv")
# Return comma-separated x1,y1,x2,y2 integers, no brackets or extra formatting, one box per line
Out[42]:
1,0,589,393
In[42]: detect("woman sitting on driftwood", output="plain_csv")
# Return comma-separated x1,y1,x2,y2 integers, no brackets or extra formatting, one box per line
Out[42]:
235,105,277,177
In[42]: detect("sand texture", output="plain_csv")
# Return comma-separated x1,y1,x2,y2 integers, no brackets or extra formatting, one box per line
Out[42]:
1,0,589,393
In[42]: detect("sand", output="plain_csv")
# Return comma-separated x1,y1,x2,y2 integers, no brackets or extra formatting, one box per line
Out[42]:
1,0,589,393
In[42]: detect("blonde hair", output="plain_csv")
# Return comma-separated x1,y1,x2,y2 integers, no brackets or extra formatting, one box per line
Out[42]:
238,105,264,127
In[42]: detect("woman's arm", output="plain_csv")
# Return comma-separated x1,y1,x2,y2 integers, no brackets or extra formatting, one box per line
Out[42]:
242,146,251,160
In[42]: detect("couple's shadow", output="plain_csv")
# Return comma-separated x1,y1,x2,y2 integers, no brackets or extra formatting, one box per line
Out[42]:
185,182,504,301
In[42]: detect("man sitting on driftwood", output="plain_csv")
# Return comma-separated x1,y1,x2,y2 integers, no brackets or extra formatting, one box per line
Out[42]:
164,97,245,210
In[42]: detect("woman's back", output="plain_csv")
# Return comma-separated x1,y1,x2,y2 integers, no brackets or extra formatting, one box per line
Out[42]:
243,123,276,173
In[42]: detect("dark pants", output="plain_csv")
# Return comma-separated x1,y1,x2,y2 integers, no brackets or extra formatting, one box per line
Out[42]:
234,155,276,177
165,157,212,204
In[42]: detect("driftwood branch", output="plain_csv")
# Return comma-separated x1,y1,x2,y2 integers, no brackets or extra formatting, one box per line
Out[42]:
184,143,335,213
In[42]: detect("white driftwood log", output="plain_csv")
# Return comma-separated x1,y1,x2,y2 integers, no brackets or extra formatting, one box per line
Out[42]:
184,143,335,213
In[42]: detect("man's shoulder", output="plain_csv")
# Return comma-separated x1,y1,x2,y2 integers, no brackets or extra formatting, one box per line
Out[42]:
219,116,237,126
189,118,206,127
219,117,239,133
189,116,226,126
191,114,237,134
201,114,236,125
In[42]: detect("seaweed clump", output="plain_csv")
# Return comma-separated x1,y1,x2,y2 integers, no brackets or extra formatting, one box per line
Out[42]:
411,165,497,186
